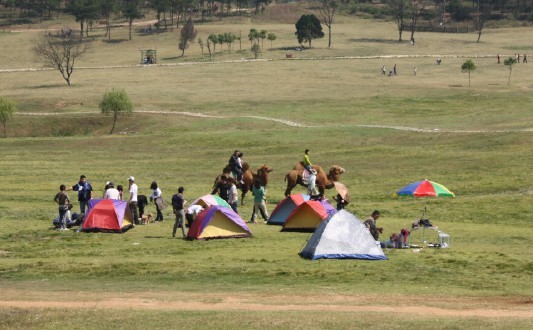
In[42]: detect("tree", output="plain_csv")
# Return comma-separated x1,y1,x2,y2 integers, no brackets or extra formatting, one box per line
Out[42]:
99,88,133,134
408,0,425,44
178,17,197,56
99,0,118,40
314,0,338,48
198,37,205,57
208,33,218,54
472,0,490,42
387,0,408,42
33,32,91,87
259,29,267,49
504,57,517,85
461,59,476,87
267,32,277,49
0,97,16,138
65,0,100,37
295,14,324,48
121,0,144,40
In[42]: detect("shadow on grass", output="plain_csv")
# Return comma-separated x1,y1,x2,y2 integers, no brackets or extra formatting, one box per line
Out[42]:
28,83,67,89
350,38,402,44
101,39,130,44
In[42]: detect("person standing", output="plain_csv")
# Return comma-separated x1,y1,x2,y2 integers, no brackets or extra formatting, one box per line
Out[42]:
228,150,244,184
307,168,319,199
103,182,120,200
211,175,231,203
250,180,269,224
54,184,70,231
497,54,501,64
524,54,528,63
227,177,239,213
128,176,139,225
117,185,124,200
393,64,397,75
172,187,187,238
364,210,384,247
413,67,417,76
381,66,386,75
149,181,164,221
68,175,92,214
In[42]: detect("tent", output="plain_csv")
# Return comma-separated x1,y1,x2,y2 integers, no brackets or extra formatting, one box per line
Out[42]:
300,210,388,260
82,199,133,233
186,205,252,240
190,194,231,209
267,193,310,225
282,199,336,232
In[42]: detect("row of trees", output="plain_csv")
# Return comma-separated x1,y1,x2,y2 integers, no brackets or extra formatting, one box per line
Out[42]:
0,0,273,32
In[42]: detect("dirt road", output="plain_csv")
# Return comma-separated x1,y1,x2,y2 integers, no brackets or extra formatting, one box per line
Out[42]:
1,289,531,318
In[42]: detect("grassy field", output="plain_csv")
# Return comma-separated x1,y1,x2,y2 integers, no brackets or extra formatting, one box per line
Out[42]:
0,4,532,329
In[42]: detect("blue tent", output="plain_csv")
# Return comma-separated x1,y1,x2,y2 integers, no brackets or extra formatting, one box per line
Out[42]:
299,210,388,260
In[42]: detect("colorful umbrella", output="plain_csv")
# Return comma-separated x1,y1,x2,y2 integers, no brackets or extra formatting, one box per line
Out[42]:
396,179,455,198
395,179,455,243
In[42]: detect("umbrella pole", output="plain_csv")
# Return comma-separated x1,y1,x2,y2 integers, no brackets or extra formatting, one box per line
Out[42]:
422,204,427,243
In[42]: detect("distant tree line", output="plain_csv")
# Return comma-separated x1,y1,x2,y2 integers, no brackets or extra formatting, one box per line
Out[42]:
0,0,274,27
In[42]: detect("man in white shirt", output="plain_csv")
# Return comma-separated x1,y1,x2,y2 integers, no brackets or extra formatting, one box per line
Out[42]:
103,182,120,200
128,176,139,225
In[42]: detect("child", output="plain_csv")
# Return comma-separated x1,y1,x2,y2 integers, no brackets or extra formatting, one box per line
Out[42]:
54,184,70,231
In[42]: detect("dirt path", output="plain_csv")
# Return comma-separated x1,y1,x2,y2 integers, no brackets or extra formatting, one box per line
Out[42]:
0,289,532,318
15,110,532,132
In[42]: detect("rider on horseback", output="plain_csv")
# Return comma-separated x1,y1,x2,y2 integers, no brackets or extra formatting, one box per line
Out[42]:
228,150,244,185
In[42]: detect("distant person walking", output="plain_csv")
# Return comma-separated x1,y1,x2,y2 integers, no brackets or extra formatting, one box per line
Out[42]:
128,176,139,225
250,181,269,224
414,67,417,76
523,54,528,63
497,54,501,64
172,187,187,238
149,181,165,222
393,64,397,75
381,66,386,75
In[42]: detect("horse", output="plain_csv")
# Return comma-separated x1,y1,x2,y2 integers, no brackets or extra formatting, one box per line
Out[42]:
284,163,345,198
213,163,273,205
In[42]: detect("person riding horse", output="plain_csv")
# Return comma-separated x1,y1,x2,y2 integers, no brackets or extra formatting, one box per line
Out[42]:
228,150,244,184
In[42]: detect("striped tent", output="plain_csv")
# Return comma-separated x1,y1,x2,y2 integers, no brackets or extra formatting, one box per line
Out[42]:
282,199,336,232
267,194,310,225
186,205,251,240
82,199,133,233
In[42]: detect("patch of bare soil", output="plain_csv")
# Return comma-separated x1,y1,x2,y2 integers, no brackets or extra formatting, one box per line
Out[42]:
0,289,531,318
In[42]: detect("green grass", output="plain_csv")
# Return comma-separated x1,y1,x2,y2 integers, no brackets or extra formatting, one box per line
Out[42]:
0,4,532,328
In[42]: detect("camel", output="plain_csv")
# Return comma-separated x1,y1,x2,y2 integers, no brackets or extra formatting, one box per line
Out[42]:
213,163,273,205
284,163,345,198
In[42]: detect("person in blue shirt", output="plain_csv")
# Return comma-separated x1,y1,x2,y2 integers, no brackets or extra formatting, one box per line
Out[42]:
68,175,93,214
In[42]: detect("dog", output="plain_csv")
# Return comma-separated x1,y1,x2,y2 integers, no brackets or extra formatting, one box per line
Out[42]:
141,213,153,225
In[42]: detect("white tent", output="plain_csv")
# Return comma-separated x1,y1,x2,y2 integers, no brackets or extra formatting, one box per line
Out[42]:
299,210,388,260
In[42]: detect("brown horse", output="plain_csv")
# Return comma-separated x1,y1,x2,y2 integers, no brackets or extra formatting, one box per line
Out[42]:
284,163,345,197
213,163,273,205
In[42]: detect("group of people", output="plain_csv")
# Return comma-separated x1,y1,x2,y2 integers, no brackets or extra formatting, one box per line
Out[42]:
211,150,269,224
54,175,169,230
54,150,388,244
381,64,398,76
496,53,528,64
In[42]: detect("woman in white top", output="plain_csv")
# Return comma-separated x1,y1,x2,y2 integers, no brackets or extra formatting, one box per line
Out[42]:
150,181,164,221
